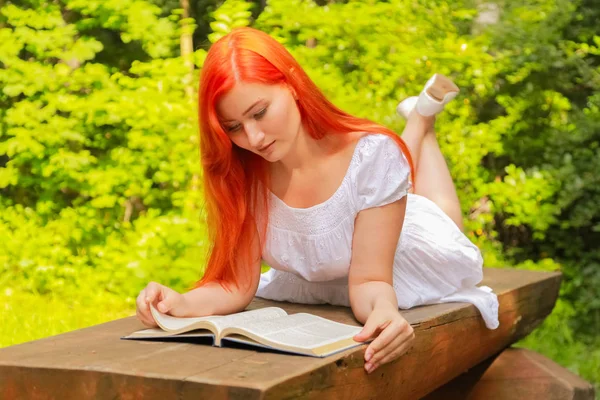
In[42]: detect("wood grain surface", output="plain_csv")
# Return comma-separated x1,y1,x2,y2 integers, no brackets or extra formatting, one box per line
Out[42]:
424,347,595,400
0,268,563,399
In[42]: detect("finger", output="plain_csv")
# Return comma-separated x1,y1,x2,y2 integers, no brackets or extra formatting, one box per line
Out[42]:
139,315,158,328
144,282,161,304
148,285,169,315
354,318,389,343
371,323,413,359
364,319,409,361
157,287,177,313
379,339,413,365
369,338,415,372
136,307,155,327
135,302,156,327
367,327,414,372
136,289,146,310
136,289,152,320
138,286,162,326
367,330,407,365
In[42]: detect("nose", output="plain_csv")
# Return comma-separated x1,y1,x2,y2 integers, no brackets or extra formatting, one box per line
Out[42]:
245,123,266,150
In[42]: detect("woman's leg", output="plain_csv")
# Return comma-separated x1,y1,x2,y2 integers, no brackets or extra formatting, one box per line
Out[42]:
400,110,431,171
400,112,464,230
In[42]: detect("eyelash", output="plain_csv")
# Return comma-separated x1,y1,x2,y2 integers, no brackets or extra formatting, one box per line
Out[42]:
225,108,268,132
254,108,267,119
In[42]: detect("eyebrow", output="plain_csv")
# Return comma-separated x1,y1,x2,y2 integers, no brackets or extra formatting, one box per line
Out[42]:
221,99,264,123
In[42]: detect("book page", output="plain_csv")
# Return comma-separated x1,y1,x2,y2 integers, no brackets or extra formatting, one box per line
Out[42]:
224,313,363,350
211,307,288,332
122,328,215,340
150,304,222,333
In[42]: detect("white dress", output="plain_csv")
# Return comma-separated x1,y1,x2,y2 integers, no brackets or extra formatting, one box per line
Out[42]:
255,133,499,329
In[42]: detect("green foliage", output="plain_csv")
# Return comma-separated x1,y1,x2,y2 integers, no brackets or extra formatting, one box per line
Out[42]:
488,165,559,239
0,0,208,300
1,0,599,391
0,290,133,347
208,0,254,43
481,0,600,343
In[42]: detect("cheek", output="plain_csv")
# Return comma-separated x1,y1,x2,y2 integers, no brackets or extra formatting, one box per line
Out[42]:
266,100,300,136
287,102,302,131
228,132,250,150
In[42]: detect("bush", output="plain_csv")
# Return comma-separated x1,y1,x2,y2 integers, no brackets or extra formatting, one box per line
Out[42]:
1,0,598,390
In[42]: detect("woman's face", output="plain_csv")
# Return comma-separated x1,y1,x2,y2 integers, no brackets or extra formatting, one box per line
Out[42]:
217,82,302,161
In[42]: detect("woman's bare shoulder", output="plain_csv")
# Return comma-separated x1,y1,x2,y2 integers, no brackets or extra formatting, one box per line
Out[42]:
334,131,369,156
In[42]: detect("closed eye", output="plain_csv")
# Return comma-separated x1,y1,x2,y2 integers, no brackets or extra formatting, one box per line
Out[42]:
254,108,267,119
223,107,267,132
225,124,242,133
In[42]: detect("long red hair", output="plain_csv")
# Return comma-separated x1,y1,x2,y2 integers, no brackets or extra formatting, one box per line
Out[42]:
195,27,414,291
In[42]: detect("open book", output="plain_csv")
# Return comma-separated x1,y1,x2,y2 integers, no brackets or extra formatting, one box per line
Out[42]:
122,305,369,357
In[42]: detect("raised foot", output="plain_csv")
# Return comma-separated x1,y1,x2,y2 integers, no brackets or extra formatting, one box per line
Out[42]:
425,74,459,102
396,73,460,119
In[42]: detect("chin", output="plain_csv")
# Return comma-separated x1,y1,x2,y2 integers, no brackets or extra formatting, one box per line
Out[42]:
261,152,280,162
259,142,284,162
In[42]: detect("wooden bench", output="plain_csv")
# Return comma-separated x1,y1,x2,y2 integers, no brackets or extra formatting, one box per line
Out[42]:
426,348,595,400
0,268,592,399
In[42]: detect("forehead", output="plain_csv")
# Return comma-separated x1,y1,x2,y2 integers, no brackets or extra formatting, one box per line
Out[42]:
217,82,282,120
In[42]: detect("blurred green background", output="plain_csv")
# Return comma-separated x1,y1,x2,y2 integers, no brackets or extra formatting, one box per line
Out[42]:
1,0,599,393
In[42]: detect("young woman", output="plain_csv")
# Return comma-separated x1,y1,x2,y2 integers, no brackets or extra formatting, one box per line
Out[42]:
136,27,499,374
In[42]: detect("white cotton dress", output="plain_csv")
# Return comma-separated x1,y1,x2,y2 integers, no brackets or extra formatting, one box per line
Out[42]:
255,133,499,329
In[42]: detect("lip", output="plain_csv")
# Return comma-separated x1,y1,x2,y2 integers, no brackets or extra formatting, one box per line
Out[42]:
258,141,275,152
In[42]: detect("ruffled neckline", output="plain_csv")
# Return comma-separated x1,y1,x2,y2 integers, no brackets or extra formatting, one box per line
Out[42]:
268,134,372,212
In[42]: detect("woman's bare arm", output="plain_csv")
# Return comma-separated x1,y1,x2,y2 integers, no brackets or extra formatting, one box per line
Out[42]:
137,222,263,325
182,223,263,316
348,198,406,322
349,197,415,374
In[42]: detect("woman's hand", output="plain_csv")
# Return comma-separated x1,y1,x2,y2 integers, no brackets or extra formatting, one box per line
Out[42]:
353,303,415,374
135,281,190,327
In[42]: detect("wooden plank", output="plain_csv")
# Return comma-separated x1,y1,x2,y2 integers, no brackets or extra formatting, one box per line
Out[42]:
0,268,562,399
256,268,563,399
424,348,595,400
